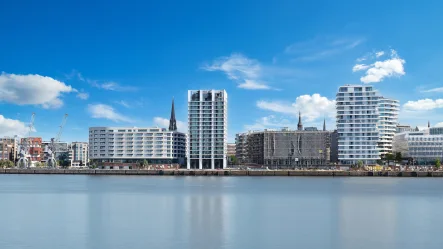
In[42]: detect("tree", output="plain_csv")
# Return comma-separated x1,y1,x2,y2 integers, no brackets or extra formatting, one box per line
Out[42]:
229,155,238,165
384,153,395,166
58,153,70,168
140,159,148,169
436,159,441,169
357,160,363,168
35,162,43,167
395,152,402,163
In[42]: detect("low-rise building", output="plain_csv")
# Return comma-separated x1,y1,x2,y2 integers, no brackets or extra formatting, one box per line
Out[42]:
393,129,443,165
0,136,19,161
89,127,186,169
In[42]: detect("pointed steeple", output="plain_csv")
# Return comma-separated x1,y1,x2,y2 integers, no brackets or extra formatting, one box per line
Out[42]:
297,111,303,131
428,121,430,128
169,98,177,131
323,118,326,131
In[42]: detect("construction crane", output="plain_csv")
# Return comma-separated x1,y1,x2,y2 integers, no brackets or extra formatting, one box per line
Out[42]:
17,113,35,168
46,114,68,168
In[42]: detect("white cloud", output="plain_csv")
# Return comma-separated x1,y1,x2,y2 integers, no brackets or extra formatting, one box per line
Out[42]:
354,49,406,84
403,99,443,111
0,115,30,137
202,53,274,90
87,104,133,122
352,64,370,72
421,87,443,93
0,72,74,108
76,92,89,100
257,93,336,122
153,117,187,132
435,122,443,127
238,79,270,90
67,70,136,92
375,51,385,58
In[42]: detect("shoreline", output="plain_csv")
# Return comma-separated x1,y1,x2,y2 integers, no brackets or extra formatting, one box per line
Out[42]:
1,168,443,177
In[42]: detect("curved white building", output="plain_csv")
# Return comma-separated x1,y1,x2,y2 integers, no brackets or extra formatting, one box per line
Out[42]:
377,98,400,157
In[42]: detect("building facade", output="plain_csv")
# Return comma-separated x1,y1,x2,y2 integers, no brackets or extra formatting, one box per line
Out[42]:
227,143,236,157
71,142,89,167
20,137,42,162
396,124,413,133
393,129,443,165
236,127,333,168
89,127,186,169
0,136,19,161
430,127,443,135
235,132,251,164
377,97,400,157
187,90,228,169
336,85,380,165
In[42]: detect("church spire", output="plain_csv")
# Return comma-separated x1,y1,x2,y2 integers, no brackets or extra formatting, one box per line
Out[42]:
428,121,430,128
169,98,177,131
323,118,326,131
297,111,303,131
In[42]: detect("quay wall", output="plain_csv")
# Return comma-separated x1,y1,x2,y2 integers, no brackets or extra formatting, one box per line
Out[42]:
0,169,442,177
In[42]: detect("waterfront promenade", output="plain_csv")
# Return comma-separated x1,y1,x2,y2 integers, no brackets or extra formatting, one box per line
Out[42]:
1,168,443,177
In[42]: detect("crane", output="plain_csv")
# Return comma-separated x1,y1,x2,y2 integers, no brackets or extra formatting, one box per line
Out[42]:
46,114,68,168
17,113,35,168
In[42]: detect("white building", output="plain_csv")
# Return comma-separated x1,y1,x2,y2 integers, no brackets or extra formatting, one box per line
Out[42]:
377,97,399,157
89,127,186,169
71,142,89,167
336,85,380,165
393,129,443,165
188,90,228,169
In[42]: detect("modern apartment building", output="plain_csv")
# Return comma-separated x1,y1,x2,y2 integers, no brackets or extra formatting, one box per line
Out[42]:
188,90,228,169
0,136,19,161
20,137,42,162
393,129,443,165
336,85,380,165
89,127,186,169
377,97,400,157
71,142,89,167
396,124,413,133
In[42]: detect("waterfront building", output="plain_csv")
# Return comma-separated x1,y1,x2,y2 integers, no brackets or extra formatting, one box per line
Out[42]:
20,137,42,163
89,101,186,169
336,85,380,165
42,141,69,163
396,124,413,133
71,142,89,167
377,97,400,157
430,127,443,135
187,90,228,169
393,129,443,165
241,128,332,168
89,127,186,169
227,143,236,157
0,136,19,161
235,131,251,164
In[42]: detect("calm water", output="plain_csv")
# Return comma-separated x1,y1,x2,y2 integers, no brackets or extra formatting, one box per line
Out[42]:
0,175,442,249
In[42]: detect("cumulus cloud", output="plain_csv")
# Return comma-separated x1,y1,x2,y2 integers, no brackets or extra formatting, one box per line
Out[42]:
354,49,406,84
202,53,274,90
257,94,336,121
0,115,30,137
0,72,74,108
435,122,443,127
87,104,133,122
153,117,187,132
403,99,443,111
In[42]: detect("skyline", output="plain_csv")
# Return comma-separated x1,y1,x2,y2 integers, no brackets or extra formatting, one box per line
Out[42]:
1,0,443,143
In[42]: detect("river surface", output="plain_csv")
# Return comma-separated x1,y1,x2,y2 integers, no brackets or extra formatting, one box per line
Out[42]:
0,175,442,249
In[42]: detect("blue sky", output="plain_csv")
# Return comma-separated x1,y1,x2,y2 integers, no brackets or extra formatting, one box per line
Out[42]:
1,0,443,142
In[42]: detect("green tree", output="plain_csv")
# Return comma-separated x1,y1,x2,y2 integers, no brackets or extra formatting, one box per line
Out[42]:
0,160,5,168
395,152,402,163
6,160,14,168
141,159,148,169
35,162,43,167
384,153,395,166
357,160,363,168
229,155,238,165
436,159,441,169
